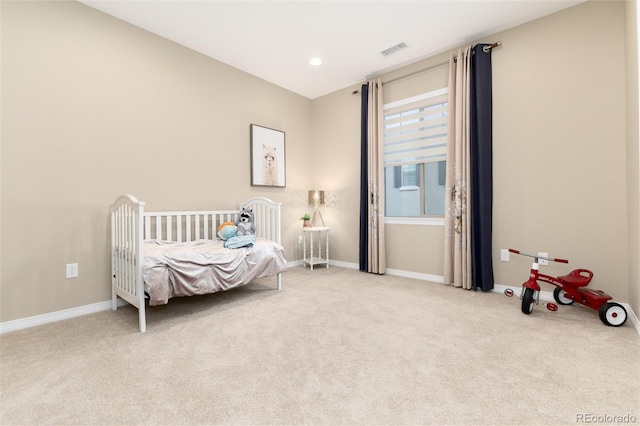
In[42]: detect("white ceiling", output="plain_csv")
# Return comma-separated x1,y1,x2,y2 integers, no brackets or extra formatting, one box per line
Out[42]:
80,0,585,99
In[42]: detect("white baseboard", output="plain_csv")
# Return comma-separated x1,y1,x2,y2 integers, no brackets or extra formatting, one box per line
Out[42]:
626,303,640,332
0,300,120,334
290,259,359,270
329,259,358,270
385,268,445,283
287,260,303,268
3,268,638,338
311,259,446,284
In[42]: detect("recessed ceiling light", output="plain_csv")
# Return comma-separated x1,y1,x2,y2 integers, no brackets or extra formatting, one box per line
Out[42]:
309,57,322,66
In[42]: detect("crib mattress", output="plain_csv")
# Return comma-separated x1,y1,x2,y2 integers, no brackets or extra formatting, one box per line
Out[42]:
142,238,286,306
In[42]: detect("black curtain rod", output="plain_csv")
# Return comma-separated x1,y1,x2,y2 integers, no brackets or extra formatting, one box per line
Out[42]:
352,41,501,95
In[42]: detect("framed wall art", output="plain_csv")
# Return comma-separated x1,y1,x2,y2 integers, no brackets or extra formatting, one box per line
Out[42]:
250,124,286,187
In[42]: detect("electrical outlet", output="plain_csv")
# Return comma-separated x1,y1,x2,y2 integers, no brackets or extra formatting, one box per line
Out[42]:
298,235,303,244
538,253,549,266
500,249,509,261
66,263,78,278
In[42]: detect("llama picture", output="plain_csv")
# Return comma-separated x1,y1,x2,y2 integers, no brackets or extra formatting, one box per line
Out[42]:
262,144,278,186
251,124,286,187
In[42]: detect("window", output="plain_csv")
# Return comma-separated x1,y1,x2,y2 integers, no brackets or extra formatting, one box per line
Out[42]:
383,88,448,220
394,164,419,189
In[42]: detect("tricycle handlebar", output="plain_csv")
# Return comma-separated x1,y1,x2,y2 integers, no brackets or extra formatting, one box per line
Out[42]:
508,248,568,264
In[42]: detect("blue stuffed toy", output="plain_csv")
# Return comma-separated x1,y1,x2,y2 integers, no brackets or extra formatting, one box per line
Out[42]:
217,221,237,241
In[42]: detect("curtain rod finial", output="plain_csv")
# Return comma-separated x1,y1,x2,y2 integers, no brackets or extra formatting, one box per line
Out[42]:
483,41,502,53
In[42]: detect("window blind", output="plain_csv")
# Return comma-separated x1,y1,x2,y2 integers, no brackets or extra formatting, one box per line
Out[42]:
383,89,448,167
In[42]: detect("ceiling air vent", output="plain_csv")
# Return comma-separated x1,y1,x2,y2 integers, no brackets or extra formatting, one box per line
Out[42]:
380,42,408,57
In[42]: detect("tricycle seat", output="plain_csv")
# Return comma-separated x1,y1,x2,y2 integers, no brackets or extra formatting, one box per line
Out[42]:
558,269,593,287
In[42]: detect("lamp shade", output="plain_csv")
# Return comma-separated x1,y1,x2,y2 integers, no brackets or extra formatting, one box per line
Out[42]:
308,190,325,205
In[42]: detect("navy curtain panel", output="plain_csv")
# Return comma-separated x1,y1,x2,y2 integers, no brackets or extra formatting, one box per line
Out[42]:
470,44,494,291
359,82,369,272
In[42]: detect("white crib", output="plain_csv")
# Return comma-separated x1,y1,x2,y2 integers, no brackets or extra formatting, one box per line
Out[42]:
110,194,284,332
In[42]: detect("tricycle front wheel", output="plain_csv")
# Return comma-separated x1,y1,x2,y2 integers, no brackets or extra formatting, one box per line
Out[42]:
521,288,536,315
599,302,627,327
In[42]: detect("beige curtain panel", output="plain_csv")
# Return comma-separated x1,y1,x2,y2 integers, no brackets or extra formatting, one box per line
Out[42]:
444,47,473,289
367,79,386,274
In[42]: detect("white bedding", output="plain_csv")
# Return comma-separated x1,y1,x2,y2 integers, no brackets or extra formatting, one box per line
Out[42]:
142,238,287,306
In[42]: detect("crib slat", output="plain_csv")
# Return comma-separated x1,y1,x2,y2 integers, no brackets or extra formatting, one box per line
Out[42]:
126,205,134,294
144,217,150,240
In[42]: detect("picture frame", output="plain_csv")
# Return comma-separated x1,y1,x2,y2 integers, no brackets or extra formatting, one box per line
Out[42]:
250,124,286,187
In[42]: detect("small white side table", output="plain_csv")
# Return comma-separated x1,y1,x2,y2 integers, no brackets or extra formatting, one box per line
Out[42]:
302,226,330,270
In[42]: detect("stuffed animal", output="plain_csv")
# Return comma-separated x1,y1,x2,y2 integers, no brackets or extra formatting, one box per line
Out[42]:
235,208,255,236
217,221,237,240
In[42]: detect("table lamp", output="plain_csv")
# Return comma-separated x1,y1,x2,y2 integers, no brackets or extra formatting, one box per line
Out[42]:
308,189,325,227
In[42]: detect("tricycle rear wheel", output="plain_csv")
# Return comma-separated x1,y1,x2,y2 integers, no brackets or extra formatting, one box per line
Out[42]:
553,287,574,305
599,302,627,327
521,288,535,315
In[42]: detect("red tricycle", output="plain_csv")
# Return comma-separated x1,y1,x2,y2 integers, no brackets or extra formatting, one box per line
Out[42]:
507,248,627,327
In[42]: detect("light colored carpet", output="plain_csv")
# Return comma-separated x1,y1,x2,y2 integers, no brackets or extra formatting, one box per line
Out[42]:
1,266,638,425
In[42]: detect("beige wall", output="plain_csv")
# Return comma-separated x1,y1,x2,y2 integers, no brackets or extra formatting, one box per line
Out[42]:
314,1,634,303
1,1,313,322
492,0,627,299
2,0,638,323
626,0,640,317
